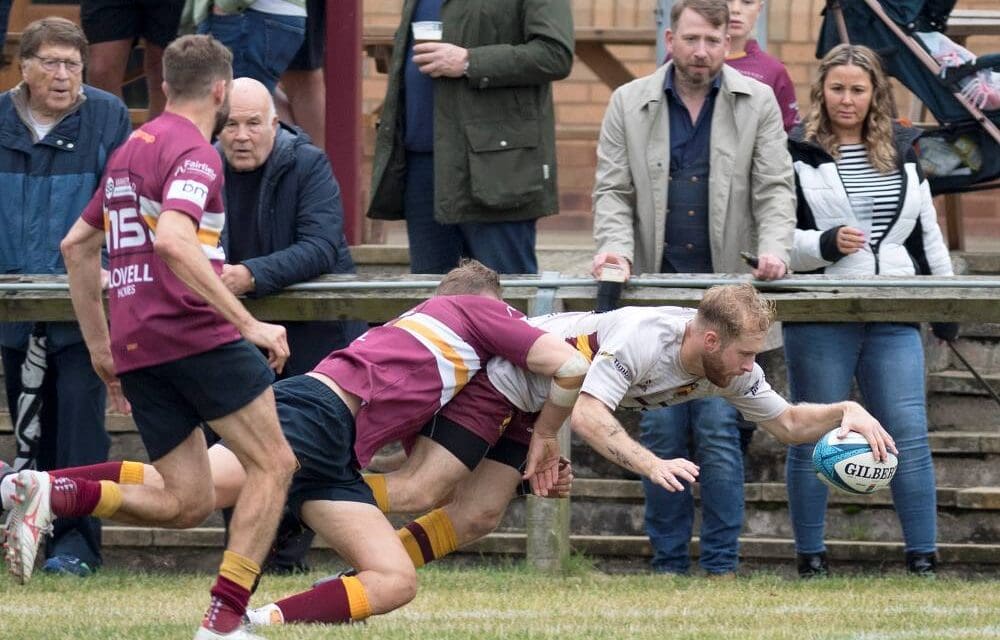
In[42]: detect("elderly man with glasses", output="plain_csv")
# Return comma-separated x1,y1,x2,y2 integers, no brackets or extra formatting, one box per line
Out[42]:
0,16,130,577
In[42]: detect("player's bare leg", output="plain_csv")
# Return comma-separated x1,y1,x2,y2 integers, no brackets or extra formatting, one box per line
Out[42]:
247,500,416,625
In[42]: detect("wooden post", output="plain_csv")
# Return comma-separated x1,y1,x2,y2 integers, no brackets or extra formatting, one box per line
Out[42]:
325,0,363,245
525,272,572,572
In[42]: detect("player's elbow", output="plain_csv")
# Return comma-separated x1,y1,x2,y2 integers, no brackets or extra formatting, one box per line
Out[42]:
765,411,801,445
152,231,184,264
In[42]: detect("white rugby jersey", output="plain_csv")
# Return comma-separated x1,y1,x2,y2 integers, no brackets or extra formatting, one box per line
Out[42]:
486,306,789,423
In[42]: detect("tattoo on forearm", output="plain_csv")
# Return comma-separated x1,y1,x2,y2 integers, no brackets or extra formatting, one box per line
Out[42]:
606,445,635,471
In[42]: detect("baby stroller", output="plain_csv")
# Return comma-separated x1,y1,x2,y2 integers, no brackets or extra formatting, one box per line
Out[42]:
818,0,1000,196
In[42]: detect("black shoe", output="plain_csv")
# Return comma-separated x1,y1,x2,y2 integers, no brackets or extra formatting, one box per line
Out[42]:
796,552,830,578
905,551,937,577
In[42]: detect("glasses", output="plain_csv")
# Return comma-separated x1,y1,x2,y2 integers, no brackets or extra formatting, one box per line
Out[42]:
31,56,84,73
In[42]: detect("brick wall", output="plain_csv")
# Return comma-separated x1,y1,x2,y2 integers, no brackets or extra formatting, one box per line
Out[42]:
362,0,1000,247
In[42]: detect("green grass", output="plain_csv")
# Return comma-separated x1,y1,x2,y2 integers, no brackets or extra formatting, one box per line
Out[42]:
2,563,1000,639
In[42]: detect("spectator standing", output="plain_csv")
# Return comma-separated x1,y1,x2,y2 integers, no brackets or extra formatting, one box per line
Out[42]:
196,0,305,94
0,17,130,577
725,0,798,132
275,0,325,150
590,0,795,576
367,0,574,275
216,77,366,573
785,44,952,578
80,0,183,118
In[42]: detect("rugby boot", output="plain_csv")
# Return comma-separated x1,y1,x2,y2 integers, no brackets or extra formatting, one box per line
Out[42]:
193,626,264,639
3,470,53,584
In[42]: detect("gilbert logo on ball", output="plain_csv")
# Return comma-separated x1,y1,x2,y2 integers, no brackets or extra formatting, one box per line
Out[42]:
812,428,898,495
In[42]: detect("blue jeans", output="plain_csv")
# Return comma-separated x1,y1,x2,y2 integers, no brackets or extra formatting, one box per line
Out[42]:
783,322,937,554
199,9,305,93
404,152,538,275
2,342,109,567
639,397,744,574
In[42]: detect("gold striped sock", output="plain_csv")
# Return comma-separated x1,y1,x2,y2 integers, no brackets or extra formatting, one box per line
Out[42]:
363,474,390,513
92,481,123,518
342,575,373,620
219,549,260,591
118,461,145,485
397,508,458,568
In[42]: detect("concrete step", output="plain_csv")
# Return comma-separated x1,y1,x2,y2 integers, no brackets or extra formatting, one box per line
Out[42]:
928,393,1000,431
954,252,1000,276
96,526,1000,575
928,370,1000,396
492,480,1000,545
926,335,1000,374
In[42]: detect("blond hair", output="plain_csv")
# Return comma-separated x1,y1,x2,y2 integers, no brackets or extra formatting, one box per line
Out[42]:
436,259,502,298
803,44,897,173
697,283,773,342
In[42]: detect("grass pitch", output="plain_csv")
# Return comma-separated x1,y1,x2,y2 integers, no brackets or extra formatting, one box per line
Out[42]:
1,562,999,639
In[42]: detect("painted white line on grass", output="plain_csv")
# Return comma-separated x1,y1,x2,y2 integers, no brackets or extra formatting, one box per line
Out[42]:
849,627,1000,639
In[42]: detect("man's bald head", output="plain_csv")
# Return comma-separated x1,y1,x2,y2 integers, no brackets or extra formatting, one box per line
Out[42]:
219,77,280,172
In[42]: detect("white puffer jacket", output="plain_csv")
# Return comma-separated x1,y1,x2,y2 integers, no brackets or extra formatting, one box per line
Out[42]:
788,125,953,277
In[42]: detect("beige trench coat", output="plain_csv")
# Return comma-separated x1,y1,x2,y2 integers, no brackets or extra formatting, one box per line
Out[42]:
592,63,796,276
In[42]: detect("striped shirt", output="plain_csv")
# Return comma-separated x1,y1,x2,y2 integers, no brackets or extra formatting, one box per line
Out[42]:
81,112,240,374
315,295,546,467
836,144,902,246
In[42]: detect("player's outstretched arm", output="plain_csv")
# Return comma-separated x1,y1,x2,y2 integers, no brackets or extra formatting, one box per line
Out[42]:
61,218,131,414
154,210,290,372
758,401,897,461
570,393,698,491
521,335,591,495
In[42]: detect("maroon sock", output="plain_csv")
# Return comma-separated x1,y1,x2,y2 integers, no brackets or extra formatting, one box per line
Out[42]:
203,575,251,634
49,477,102,518
50,461,123,482
275,578,353,623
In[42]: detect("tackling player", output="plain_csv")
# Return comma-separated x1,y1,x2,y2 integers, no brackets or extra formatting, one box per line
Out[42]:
5,35,295,640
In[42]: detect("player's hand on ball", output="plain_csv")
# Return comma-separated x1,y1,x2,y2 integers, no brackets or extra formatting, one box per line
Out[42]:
838,401,897,461
648,457,699,492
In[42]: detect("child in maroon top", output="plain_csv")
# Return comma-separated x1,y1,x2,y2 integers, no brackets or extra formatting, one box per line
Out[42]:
725,0,799,132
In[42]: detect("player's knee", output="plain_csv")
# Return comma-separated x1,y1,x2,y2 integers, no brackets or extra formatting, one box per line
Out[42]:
171,492,215,528
249,441,297,486
387,565,418,608
464,505,504,540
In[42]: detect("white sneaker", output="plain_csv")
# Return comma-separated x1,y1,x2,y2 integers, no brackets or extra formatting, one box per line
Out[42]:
244,603,284,628
2,470,53,584
193,626,265,639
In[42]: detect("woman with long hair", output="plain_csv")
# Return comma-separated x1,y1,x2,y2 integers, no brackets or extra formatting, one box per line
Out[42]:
784,44,954,578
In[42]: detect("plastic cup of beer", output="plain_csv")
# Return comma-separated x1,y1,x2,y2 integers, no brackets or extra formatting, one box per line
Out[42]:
848,195,874,242
412,21,443,44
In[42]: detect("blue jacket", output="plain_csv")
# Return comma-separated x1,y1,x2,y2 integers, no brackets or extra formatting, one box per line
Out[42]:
219,124,363,375
0,84,130,350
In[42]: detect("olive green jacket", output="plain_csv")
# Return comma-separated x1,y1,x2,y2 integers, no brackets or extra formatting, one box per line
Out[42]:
367,0,574,224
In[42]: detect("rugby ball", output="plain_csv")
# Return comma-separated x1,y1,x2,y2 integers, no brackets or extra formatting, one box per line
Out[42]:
812,428,897,495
